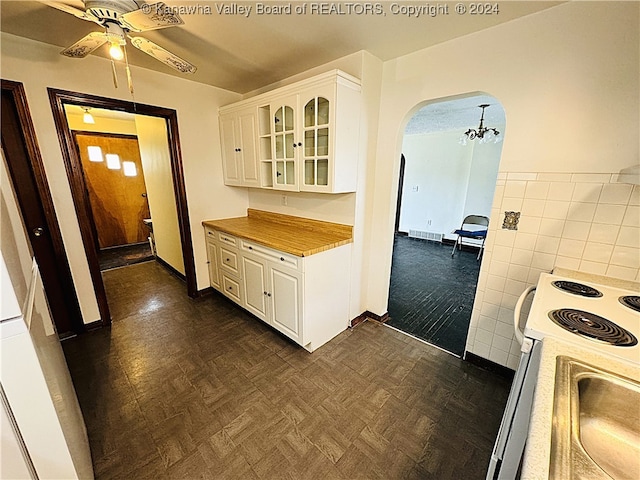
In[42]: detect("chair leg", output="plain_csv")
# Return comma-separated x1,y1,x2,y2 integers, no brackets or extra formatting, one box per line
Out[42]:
476,238,486,261
451,237,458,257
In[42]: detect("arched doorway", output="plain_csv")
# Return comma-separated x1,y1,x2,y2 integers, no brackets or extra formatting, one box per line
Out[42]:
386,94,506,356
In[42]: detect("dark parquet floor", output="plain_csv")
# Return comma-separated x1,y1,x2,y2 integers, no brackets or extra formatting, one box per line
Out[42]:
98,242,154,271
62,261,511,480
387,235,482,357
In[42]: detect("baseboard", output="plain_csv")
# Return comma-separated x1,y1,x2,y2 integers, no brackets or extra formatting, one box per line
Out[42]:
464,352,515,379
197,286,215,297
84,319,104,331
155,256,186,281
350,310,389,328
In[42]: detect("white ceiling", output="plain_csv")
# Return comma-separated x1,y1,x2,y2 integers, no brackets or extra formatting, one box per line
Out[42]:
404,95,506,135
1,0,562,94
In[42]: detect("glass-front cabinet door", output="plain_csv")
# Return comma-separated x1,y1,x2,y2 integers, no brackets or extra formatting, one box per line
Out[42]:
303,96,330,189
271,95,299,191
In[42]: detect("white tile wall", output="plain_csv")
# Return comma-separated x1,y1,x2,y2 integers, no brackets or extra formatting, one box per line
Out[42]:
466,174,640,370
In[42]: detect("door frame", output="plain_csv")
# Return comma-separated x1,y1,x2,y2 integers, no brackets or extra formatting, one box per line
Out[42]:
48,88,197,328
1,80,85,335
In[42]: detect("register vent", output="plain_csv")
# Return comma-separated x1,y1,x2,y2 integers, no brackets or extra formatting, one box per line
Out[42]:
408,230,443,242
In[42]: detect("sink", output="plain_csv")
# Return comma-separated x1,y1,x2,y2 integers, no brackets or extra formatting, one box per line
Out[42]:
550,356,640,479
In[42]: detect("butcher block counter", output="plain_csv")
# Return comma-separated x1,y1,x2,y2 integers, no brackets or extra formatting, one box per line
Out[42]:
201,209,353,257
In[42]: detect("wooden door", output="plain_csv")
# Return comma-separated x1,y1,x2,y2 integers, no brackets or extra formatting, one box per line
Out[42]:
73,133,150,249
1,80,84,336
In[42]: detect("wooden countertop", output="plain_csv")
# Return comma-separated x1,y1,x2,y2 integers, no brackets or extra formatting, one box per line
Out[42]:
202,209,353,257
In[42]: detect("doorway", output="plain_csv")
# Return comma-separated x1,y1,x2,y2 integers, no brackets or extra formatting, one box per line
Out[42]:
1,80,84,336
48,89,196,328
387,94,505,356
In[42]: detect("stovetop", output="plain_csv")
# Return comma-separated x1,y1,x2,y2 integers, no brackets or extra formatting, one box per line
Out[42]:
525,272,640,364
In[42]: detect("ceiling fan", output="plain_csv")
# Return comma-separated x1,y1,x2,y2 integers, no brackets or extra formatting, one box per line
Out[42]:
46,0,197,80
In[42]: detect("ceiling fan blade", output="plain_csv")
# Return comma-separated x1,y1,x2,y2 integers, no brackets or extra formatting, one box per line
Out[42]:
128,36,196,74
120,3,184,32
60,31,107,58
44,1,102,25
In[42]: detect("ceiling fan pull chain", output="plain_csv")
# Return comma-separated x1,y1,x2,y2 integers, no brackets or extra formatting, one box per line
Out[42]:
123,45,135,97
110,57,118,89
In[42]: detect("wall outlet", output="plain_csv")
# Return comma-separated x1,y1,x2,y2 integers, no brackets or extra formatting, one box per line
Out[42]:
281,195,288,206
427,220,432,226
412,185,419,192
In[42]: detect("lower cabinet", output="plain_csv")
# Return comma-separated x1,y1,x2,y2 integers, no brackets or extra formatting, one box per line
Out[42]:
205,236,220,290
204,227,350,351
242,253,303,344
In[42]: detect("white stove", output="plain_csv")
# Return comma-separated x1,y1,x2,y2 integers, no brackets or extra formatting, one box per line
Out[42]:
488,270,640,479
525,272,640,364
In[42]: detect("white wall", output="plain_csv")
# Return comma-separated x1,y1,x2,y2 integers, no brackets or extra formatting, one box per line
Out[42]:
1,32,246,324
364,1,639,368
400,130,473,236
135,115,185,274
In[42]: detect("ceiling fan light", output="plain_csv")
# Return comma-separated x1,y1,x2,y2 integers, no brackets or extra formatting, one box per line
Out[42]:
109,43,124,60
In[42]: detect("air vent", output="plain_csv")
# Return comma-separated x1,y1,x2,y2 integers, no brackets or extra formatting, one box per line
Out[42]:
408,230,443,242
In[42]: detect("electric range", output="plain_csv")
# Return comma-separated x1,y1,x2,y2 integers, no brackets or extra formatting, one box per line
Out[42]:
525,272,640,364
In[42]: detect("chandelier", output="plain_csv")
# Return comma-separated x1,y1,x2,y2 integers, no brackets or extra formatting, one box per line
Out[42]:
461,104,501,145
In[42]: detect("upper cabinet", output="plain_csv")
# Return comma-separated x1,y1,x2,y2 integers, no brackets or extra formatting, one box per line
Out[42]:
219,70,361,194
219,106,259,187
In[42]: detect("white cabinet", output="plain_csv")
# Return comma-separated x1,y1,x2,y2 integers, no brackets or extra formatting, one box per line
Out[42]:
241,248,303,344
205,233,220,290
219,107,259,187
220,70,361,194
203,226,350,351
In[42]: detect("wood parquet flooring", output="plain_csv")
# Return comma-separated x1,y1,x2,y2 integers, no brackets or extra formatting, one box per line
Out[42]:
387,235,481,356
62,261,512,480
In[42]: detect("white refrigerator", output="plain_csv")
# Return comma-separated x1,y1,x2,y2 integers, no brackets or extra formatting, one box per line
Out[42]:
1,254,94,479
1,149,93,478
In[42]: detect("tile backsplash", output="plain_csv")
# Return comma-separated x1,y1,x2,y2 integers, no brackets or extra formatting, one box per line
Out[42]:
466,172,640,370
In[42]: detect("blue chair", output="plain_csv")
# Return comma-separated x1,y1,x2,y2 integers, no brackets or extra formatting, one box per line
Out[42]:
451,215,489,260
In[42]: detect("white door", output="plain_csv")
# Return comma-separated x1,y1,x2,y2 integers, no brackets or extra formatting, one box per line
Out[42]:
242,255,268,322
269,264,302,342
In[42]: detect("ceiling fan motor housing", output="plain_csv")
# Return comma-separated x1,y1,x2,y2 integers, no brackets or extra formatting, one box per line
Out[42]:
84,0,142,20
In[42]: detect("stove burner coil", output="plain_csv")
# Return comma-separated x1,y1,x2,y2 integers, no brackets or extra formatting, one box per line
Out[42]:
619,295,640,313
551,281,603,298
548,309,637,346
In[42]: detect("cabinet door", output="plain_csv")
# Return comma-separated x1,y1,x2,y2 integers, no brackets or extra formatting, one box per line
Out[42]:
271,94,299,191
242,255,268,322
300,85,334,192
220,114,240,185
269,264,302,343
206,239,221,290
238,109,259,186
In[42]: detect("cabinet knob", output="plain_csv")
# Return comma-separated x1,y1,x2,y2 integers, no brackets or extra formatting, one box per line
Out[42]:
226,258,230,262
280,257,285,261
267,293,272,297
297,142,302,147
264,291,268,295
206,261,210,264
228,287,233,291
292,143,297,148
248,246,253,250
